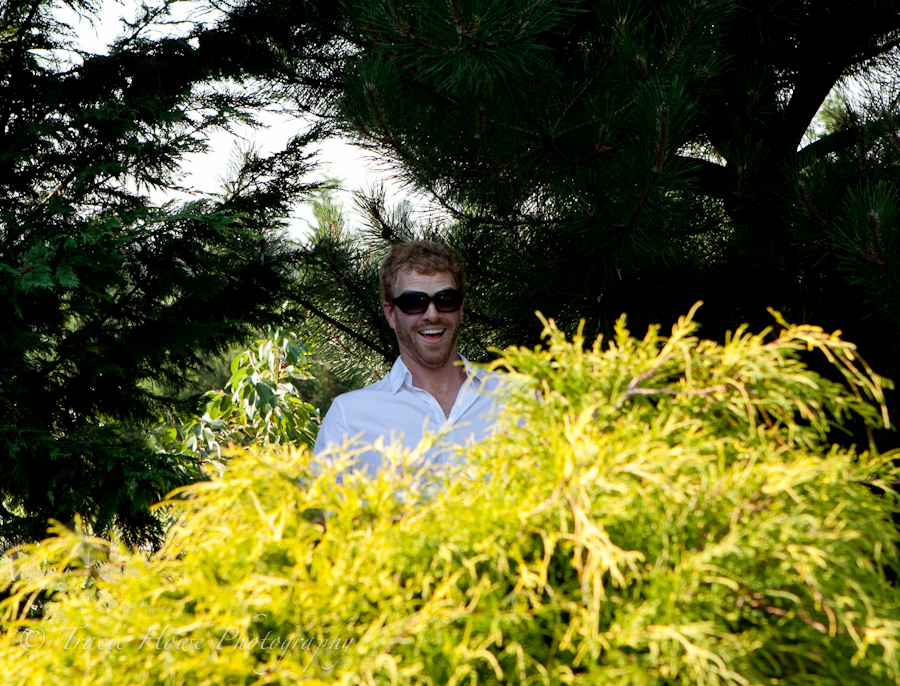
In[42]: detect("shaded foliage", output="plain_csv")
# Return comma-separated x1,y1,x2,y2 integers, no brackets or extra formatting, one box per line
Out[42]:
0,0,344,547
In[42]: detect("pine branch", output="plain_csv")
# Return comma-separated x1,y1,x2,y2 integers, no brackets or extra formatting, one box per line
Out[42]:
294,297,393,364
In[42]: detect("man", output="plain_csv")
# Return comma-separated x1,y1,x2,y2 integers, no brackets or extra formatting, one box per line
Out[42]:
312,240,502,475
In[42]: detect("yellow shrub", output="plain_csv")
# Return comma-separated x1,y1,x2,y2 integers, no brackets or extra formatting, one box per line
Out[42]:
2,306,900,685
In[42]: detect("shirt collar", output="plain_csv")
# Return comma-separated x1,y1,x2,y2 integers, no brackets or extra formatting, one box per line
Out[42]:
388,354,484,394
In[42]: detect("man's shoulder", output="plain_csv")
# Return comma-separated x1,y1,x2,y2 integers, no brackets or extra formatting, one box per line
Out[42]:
328,374,393,409
314,374,396,456
465,363,507,395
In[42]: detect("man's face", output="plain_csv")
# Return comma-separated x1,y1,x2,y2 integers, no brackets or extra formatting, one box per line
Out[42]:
383,269,463,372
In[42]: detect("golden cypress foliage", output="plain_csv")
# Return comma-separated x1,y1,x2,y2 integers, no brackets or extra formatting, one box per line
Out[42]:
2,305,900,685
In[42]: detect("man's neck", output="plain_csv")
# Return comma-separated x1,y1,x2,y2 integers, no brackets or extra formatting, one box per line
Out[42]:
402,353,468,417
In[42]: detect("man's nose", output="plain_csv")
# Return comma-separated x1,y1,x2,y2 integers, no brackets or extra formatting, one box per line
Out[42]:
422,300,440,319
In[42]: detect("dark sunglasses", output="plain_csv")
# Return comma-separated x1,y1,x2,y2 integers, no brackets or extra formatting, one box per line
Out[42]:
391,288,464,314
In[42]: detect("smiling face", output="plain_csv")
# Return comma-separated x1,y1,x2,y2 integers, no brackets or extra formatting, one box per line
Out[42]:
383,269,463,374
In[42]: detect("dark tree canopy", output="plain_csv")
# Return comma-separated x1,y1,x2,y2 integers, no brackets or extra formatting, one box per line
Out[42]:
285,0,900,437
0,0,344,548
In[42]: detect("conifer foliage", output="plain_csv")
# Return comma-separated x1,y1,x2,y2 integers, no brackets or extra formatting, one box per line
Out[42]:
0,0,341,548
291,0,900,426
2,307,899,685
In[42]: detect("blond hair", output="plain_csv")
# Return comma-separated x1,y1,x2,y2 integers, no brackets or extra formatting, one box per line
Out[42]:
379,241,466,303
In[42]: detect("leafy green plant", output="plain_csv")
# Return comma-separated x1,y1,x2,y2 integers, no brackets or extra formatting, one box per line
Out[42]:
2,306,900,686
152,329,318,459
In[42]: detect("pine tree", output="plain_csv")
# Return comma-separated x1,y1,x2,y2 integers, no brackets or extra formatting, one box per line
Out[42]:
0,0,343,548
281,0,900,437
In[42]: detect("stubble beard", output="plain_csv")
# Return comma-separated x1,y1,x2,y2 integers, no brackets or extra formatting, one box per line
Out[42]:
396,317,460,370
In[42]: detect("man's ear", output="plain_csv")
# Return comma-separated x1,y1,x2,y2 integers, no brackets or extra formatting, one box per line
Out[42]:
383,301,397,330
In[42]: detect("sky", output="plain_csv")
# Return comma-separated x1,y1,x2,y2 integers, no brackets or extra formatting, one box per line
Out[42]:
62,0,412,238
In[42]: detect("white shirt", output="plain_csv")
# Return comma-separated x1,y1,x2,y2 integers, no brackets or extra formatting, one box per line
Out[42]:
312,356,503,476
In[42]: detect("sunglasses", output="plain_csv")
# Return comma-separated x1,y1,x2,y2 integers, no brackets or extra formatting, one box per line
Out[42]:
391,289,464,314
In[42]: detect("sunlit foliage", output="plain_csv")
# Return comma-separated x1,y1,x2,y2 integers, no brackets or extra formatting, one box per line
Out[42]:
2,306,899,685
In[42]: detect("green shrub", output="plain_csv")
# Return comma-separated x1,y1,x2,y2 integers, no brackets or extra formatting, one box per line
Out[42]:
150,328,319,460
2,305,900,685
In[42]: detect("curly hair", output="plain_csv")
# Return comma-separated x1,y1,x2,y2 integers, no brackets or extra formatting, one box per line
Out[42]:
378,241,466,304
